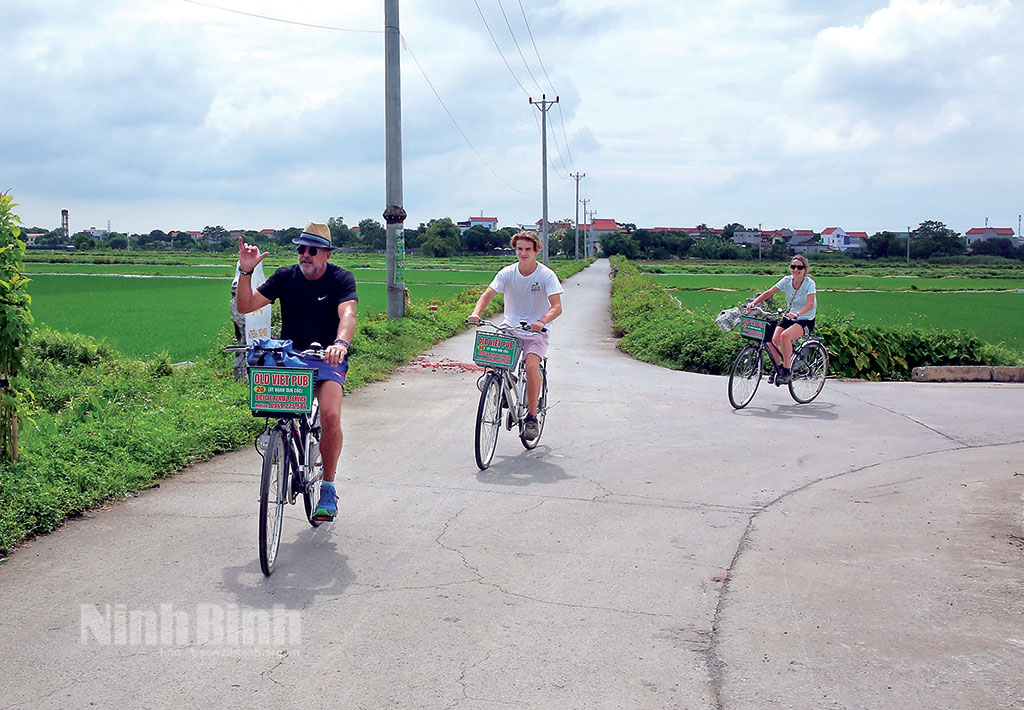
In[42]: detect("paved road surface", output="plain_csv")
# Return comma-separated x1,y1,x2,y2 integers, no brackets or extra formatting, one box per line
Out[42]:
1,260,1021,709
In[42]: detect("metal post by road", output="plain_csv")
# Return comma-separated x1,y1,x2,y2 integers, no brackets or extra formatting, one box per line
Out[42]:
571,172,585,260
585,196,593,257
530,94,559,265
384,0,406,318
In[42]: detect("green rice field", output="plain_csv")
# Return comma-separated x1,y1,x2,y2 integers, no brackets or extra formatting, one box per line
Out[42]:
26,275,471,361
668,288,1024,352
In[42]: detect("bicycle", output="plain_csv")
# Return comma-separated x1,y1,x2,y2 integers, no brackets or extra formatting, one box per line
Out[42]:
608,266,619,281
717,304,829,409
225,342,328,576
468,320,549,470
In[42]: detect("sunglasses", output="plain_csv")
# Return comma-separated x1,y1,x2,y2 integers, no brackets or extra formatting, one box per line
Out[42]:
790,264,805,270
297,246,320,256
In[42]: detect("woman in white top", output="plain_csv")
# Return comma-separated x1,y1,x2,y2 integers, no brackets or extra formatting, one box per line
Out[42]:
746,254,816,384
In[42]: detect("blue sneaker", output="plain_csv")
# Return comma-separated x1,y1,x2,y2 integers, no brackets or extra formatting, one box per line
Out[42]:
313,484,337,522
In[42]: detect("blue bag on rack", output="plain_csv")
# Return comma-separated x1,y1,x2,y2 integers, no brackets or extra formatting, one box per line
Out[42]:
246,338,309,369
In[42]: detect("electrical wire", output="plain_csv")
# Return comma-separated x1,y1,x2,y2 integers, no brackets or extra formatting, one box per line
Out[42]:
182,0,381,33
517,0,575,170
183,0,532,194
400,36,533,194
495,0,543,95
472,0,531,98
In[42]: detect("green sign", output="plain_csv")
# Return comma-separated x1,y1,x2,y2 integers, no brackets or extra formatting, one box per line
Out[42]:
740,317,768,342
473,332,520,369
249,367,315,414
395,229,405,285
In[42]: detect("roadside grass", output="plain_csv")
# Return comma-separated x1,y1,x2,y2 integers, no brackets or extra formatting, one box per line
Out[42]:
0,257,593,555
651,272,1024,293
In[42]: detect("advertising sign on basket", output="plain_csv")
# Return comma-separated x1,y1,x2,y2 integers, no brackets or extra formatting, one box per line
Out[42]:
473,332,520,369
249,367,316,415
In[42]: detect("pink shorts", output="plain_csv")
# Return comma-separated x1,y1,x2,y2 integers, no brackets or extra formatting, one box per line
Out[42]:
515,330,549,360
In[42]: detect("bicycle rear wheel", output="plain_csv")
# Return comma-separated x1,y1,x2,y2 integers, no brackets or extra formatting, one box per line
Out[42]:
520,364,547,450
728,344,763,409
475,373,502,470
259,427,288,576
301,407,323,528
789,341,828,404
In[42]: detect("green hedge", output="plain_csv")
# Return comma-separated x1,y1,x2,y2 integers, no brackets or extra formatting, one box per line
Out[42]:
610,258,1022,380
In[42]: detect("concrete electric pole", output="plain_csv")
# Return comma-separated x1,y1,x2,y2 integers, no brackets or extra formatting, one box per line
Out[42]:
530,94,558,265
570,172,585,261
580,198,590,257
384,0,407,318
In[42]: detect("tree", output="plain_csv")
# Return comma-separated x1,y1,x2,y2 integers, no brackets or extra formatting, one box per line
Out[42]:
201,225,228,249
910,220,965,259
276,227,302,246
865,231,901,259
358,219,386,250
495,226,518,250
419,218,461,257
327,217,357,247
73,233,97,251
722,223,745,241
106,234,129,250
599,232,639,259
463,225,501,253
969,237,1016,259
692,236,741,260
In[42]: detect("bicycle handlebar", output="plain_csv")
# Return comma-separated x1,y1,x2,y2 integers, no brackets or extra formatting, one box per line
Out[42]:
466,319,547,333
224,342,327,360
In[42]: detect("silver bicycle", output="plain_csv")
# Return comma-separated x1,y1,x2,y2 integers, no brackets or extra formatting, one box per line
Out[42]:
469,320,548,470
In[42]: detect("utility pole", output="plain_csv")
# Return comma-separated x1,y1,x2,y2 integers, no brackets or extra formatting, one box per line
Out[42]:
383,0,407,318
570,171,585,261
906,225,911,264
530,93,559,265
758,222,762,261
580,198,590,257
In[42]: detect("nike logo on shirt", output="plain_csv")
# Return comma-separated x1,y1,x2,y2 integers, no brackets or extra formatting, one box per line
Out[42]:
317,295,328,301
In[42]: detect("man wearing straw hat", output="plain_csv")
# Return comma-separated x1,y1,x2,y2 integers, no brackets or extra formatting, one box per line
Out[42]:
236,221,357,522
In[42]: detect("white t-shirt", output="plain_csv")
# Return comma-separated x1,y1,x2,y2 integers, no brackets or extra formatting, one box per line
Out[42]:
489,262,564,330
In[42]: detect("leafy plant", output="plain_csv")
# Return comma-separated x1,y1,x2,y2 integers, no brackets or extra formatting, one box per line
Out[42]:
0,193,34,460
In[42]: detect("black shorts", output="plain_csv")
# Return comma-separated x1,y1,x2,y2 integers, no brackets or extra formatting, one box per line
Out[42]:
779,317,815,336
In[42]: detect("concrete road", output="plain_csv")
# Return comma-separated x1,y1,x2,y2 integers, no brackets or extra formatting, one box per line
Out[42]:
1,260,1021,709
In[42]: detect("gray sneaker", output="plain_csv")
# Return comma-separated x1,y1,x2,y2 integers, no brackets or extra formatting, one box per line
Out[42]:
523,414,540,440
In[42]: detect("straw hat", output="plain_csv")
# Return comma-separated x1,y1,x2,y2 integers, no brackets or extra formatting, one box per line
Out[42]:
292,221,333,249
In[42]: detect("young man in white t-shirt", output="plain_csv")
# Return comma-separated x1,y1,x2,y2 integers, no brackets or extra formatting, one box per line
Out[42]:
468,231,564,439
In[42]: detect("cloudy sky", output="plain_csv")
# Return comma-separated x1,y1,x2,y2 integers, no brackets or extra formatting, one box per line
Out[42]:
4,0,1022,236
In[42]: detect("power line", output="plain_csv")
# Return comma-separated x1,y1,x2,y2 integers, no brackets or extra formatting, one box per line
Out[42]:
472,0,530,97
515,0,575,170
185,0,532,195
181,0,381,33
401,37,532,195
495,0,543,95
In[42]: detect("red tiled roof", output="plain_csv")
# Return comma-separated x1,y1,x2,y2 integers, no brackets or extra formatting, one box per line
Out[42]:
966,227,1014,236
469,216,498,223
592,219,618,230
847,231,869,239
821,227,840,235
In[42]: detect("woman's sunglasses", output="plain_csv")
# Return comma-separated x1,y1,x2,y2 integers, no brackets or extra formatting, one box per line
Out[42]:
297,246,320,256
790,263,805,270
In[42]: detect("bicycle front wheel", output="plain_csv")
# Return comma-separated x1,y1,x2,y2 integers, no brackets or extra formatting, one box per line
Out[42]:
520,364,547,450
475,373,503,470
789,341,828,404
728,344,763,409
301,408,323,528
259,427,288,576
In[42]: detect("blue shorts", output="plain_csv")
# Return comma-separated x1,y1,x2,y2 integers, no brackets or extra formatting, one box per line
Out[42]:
298,355,348,387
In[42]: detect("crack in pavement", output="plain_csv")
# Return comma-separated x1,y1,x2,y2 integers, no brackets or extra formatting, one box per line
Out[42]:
702,438,1024,710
